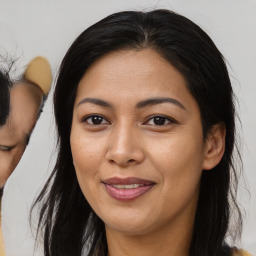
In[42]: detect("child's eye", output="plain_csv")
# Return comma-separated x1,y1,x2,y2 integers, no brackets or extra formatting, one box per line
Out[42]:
145,116,175,126
83,115,110,125
0,145,14,152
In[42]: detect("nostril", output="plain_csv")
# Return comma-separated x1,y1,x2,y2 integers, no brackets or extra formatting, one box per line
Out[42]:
108,158,136,165
106,143,145,166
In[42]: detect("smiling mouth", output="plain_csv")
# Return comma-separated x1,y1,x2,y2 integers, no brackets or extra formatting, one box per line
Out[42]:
111,184,145,189
102,177,155,201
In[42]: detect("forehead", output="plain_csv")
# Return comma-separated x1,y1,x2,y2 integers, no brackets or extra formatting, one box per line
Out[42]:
0,83,42,145
75,49,196,110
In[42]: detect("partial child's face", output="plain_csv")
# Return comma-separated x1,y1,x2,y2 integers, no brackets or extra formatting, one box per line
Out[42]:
0,83,43,187
70,49,220,237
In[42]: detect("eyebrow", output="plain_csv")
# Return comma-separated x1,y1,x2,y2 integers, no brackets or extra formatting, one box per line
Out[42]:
77,98,112,108
77,97,186,110
136,97,186,110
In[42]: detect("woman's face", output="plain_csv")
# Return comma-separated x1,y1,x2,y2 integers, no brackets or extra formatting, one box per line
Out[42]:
70,49,216,236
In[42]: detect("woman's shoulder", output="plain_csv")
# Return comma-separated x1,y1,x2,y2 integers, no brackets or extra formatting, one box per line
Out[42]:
233,249,254,256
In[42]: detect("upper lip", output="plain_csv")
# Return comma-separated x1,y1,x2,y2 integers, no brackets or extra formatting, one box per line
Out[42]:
102,177,155,185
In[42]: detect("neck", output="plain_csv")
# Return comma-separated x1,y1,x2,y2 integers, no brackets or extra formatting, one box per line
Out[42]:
106,218,193,256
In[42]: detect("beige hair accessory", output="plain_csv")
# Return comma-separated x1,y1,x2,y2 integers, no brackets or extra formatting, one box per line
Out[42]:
23,56,52,95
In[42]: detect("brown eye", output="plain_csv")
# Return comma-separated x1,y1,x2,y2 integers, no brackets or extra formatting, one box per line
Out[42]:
146,116,174,126
83,115,109,125
152,117,167,125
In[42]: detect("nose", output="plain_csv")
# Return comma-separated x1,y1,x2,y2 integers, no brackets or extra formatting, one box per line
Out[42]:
106,123,145,167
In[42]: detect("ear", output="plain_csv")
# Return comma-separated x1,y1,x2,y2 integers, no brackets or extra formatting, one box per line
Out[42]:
202,123,226,170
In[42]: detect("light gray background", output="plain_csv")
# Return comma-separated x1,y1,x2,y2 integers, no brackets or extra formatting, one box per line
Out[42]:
0,0,255,255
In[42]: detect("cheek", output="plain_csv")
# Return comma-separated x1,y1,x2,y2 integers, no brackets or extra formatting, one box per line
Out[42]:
143,136,204,224
10,147,26,172
71,129,105,169
0,155,13,186
70,128,110,216
70,127,106,193
0,148,25,185
148,131,204,195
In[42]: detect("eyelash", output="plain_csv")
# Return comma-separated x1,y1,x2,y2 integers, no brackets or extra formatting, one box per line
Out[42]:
0,146,14,152
144,115,176,126
82,114,110,126
82,114,176,127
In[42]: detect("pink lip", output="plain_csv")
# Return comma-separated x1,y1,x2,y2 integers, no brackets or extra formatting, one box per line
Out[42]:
102,177,155,201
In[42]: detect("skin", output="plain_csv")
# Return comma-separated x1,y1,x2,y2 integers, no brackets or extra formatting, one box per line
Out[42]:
70,49,225,256
0,82,43,188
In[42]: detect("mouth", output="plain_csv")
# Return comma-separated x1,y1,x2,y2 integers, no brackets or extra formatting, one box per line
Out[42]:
102,177,155,201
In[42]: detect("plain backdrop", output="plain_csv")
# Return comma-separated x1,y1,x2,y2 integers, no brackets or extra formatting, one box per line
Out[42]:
0,0,255,255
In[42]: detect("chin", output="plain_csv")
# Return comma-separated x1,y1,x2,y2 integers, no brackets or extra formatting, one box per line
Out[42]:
103,213,158,236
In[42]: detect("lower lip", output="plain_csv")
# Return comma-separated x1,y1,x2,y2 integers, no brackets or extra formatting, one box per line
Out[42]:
104,184,154,201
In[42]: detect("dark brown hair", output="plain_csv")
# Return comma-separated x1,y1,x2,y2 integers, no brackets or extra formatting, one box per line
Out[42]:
32,9,242,256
